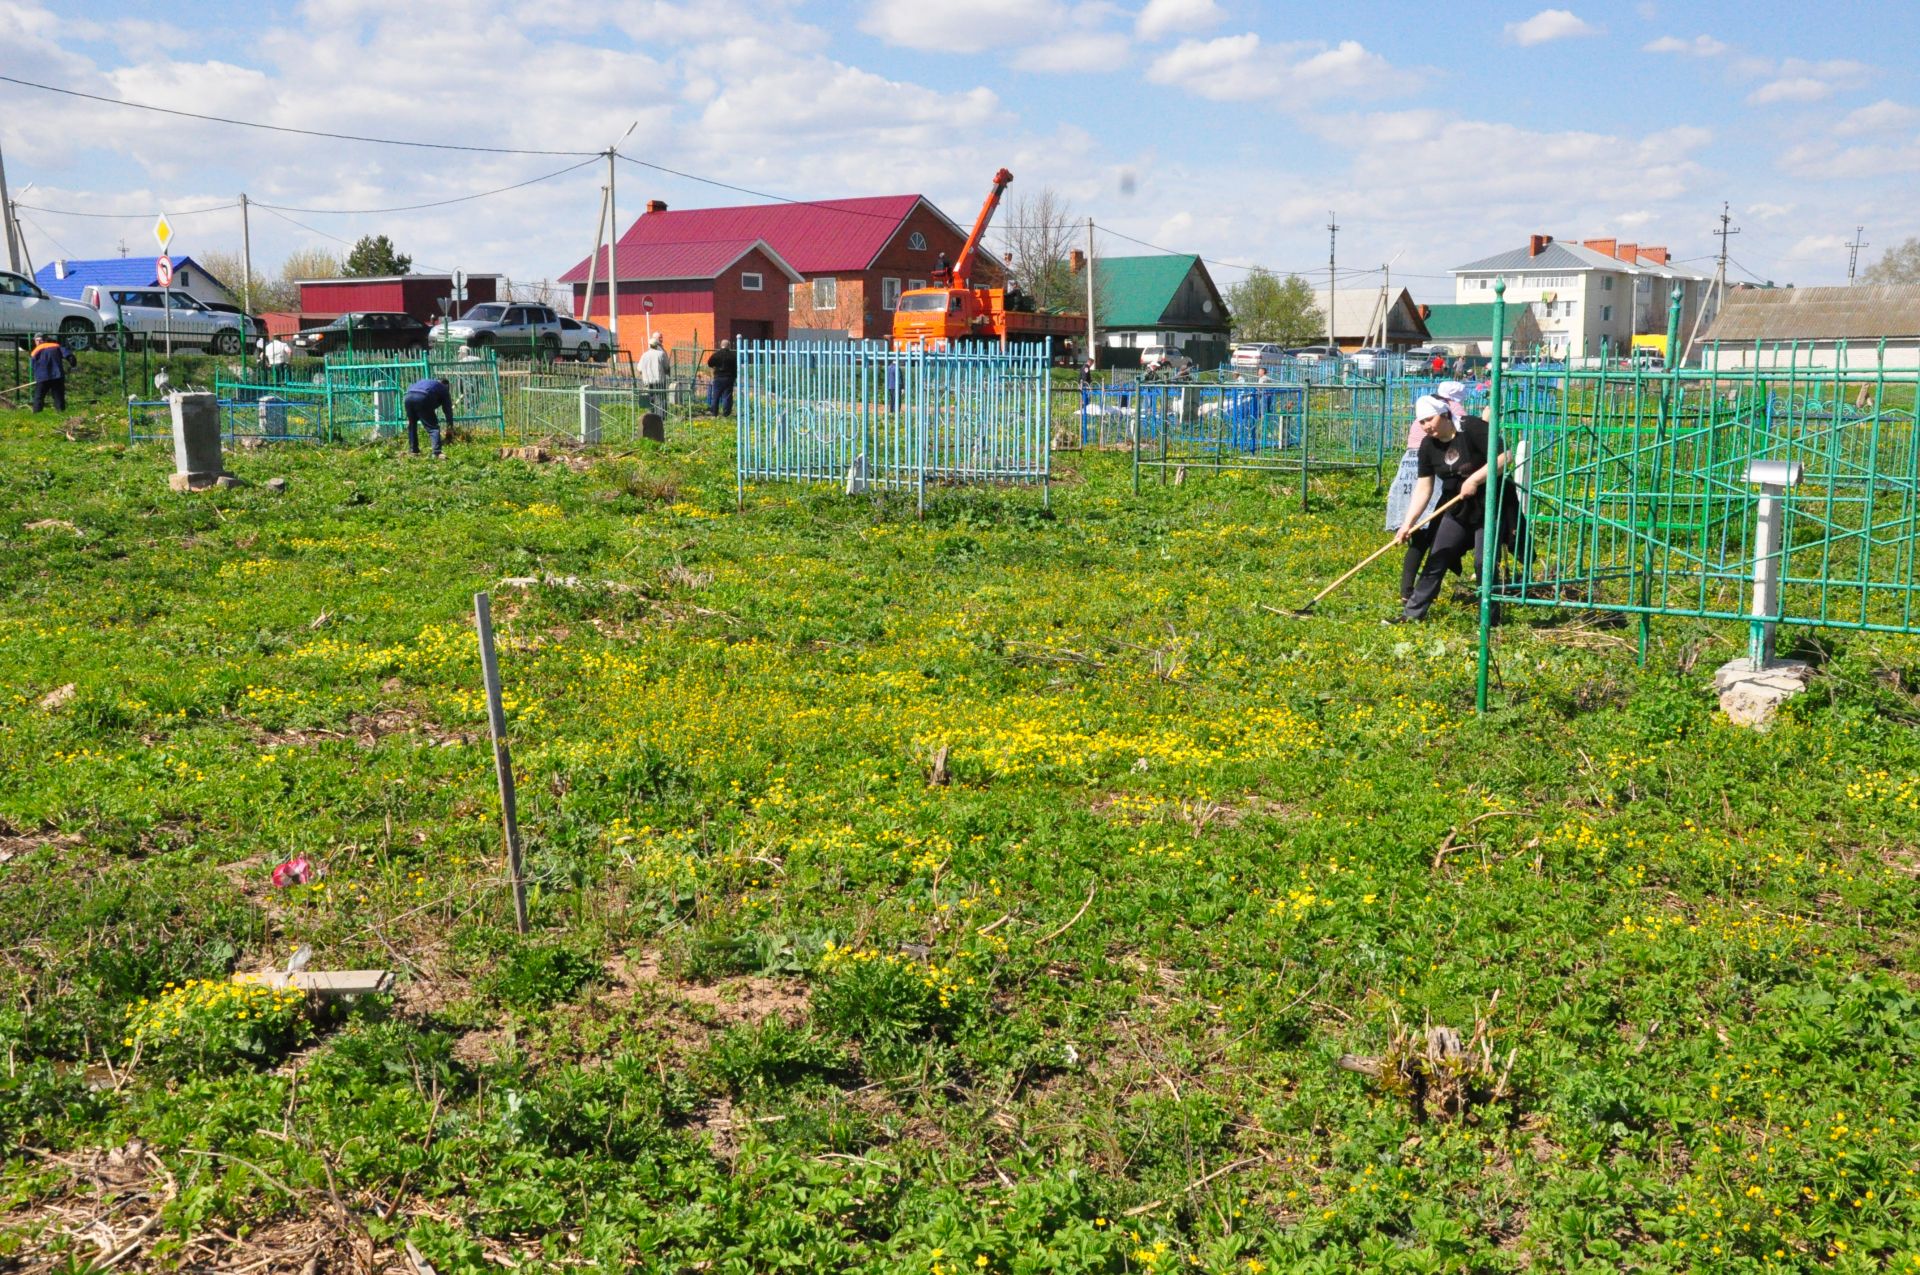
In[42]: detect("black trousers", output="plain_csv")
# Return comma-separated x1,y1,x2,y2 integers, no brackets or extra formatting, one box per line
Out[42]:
31,378,66,413
1404,513,1494,620
1398,523,1436,601
404,395,444,455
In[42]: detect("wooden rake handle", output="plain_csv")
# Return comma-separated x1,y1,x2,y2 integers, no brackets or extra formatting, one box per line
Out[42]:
1292,490,1470,614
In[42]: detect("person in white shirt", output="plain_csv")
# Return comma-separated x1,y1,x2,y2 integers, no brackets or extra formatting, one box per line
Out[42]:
263,334,292,382
638,332,671,412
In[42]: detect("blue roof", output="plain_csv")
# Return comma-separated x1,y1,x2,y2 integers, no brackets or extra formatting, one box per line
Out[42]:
32,256,229,300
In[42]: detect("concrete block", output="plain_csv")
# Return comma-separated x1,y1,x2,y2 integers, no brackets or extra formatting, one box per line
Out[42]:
169,391,222,481
168,472,221,492
1714,657,1813,730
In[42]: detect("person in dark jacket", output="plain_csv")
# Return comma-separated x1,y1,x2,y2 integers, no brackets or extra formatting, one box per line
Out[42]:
1389,393,1518,623
29,336,76,413
403,377,454,457
705,340,737,415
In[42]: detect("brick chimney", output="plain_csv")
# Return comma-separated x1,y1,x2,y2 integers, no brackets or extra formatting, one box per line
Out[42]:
1582,238,1617,259
1639,245,1669,265
645,199,668,214
1068,249,1085,275
1528,233,1553,257
1616,242,1638,263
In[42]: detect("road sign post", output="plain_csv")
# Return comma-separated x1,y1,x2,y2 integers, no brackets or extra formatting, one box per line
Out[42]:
642,294,653,344
155,217,176,357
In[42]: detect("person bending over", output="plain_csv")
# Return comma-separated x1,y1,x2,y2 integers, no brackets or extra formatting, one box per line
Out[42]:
1390,393,1515,623
403,377,454,458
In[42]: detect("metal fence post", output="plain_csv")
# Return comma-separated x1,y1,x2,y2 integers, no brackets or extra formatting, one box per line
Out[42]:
1475,278,1509,715
1744,460,1803,667
474,592,530,935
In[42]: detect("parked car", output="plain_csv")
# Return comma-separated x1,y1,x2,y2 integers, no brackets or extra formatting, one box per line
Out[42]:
1289,344,1342,363
1404,345,1449,373
291,312,431,356
84,286,248,354
0,269,107,348
1229,342,1288,372
1349,346,1395,373
431,302,565,356
558,315,613,362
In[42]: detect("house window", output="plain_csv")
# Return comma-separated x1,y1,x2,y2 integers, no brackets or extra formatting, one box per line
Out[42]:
882,278,902,310
908,232,927,251
1602,305,1613,322
790,284,802,310
813,277,837,309
741,272,763,291
1603,276,1614,291
908,279,926,292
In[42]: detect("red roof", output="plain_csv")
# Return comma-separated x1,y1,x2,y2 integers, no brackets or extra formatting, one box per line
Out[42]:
559,237,800,286
559,195,948,284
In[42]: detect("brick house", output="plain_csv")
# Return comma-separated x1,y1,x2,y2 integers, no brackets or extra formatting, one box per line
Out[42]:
559,237,799,354
560,195,1003,351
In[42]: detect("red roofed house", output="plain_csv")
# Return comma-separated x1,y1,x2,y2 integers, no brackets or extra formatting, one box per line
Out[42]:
558,195,1004,354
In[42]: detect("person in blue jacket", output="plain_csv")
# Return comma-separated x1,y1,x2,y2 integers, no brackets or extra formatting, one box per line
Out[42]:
403,377,453,457
29,335,76,413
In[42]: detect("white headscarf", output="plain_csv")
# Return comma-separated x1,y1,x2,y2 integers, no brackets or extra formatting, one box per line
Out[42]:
1434,380,1468,420
1414,394,1450,423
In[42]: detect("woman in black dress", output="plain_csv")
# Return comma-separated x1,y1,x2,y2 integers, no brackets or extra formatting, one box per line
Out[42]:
1390,393,1516,622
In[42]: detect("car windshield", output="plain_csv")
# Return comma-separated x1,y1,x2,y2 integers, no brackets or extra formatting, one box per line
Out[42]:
460,304,507,322
897,292,948,312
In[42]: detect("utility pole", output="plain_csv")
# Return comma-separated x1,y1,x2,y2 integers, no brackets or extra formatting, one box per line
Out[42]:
0,137,20,273
607,121,638,352
1846,225,1868,284
1684,201,1739,365
1327,211,1339,351
239,193,254,316
1085,217,1097,369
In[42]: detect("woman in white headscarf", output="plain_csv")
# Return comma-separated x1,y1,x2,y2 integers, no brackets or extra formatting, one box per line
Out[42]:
1384,381,1468,609
1388,386,1513,623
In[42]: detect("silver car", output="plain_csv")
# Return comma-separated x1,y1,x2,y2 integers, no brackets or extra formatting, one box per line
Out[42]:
0,270,106,348
431,302,565,356
558,315,612,362
85,286,247,354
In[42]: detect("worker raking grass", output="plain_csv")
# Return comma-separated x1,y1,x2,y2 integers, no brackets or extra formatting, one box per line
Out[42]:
1388,391,1521,624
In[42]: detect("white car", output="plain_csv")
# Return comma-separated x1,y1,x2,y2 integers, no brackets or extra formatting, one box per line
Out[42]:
1230,342,1288,373
84,286,248,354
558,315,613,362
0,270,106,349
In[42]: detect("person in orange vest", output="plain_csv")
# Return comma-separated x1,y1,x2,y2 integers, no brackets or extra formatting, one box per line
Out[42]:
29,335,77,413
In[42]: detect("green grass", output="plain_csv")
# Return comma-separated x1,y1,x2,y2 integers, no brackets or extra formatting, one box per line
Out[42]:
1,391,1918,1274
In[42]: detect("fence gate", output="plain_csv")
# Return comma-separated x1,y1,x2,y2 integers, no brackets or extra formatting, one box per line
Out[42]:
736,340,1051,515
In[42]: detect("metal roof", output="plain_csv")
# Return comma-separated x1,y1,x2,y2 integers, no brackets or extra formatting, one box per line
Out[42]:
1309,287,1428,341
560,238,802,286
1453,241,1639,274
558,194,992,284
1095,254,1210,328
32,255,229,299
1703,285,1920,342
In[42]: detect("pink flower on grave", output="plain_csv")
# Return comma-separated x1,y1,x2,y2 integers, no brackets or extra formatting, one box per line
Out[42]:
270,856,312,888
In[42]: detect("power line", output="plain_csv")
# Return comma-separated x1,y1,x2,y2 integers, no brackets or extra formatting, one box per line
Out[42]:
15,199,240,220
253,157,600,215
0,73,601,157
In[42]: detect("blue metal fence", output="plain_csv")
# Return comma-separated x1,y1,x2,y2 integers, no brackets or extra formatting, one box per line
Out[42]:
737,340,1051,515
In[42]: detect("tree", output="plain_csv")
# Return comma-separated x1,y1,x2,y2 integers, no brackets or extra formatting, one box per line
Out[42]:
1000,187,1083,312
196,250,272,313
1223,267,1323,345
343,234,412,277
1861,237,1920,285
252,248,342,312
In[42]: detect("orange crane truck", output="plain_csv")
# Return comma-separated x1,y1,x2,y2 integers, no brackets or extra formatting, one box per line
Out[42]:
891,167,1086,356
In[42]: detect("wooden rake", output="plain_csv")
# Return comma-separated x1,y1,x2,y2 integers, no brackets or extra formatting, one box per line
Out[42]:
1263,490,1469,618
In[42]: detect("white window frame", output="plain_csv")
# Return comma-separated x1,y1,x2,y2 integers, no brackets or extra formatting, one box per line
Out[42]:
907,232,928,251
908,278,926,292
881,278,902,310
812,277,837,309
790,283,802,311
741,271,763,292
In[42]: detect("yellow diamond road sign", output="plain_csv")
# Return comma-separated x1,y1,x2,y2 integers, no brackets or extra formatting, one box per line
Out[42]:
153,214,174,252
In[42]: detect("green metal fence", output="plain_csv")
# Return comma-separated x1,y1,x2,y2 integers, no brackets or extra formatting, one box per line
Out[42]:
1474,280,1920,709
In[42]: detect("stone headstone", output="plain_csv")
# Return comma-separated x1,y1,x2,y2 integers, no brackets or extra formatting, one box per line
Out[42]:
641,411,666,443
258,395,289,438
168,392,223,491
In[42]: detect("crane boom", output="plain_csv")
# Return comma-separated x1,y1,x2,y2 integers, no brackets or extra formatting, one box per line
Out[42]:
950,167,1013,290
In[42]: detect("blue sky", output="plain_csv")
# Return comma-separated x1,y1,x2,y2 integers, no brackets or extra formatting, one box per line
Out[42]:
4,0,1915,305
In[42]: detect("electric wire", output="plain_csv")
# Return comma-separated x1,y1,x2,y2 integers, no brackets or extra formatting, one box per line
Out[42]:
253,157,600,215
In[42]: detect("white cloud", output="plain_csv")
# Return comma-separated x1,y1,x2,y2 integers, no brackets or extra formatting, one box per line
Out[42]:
1010,31,1133,72
1642,34,1725,57
1134,0,1224,41
1835,99,1920,137
1747,77,1834,106
1144,33,1401,104
859,0,1062,53
1504,9,1601,47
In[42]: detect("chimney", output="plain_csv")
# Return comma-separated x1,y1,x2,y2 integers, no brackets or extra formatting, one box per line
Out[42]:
645,199,668,214
1528,233,1553,257
53,260,67,280
1582,238,1616,259
1616,242,1638,263
1068,249,1085,275
1640,245,1669,265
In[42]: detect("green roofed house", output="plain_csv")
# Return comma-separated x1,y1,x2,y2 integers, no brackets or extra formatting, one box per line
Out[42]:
1093,254,1230,369
1419,302,1544,359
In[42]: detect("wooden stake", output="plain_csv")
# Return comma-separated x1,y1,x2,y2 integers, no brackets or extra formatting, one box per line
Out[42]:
474,592,529,934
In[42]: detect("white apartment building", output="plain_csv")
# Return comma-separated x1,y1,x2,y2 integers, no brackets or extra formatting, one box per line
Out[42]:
1451,235,1710,359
